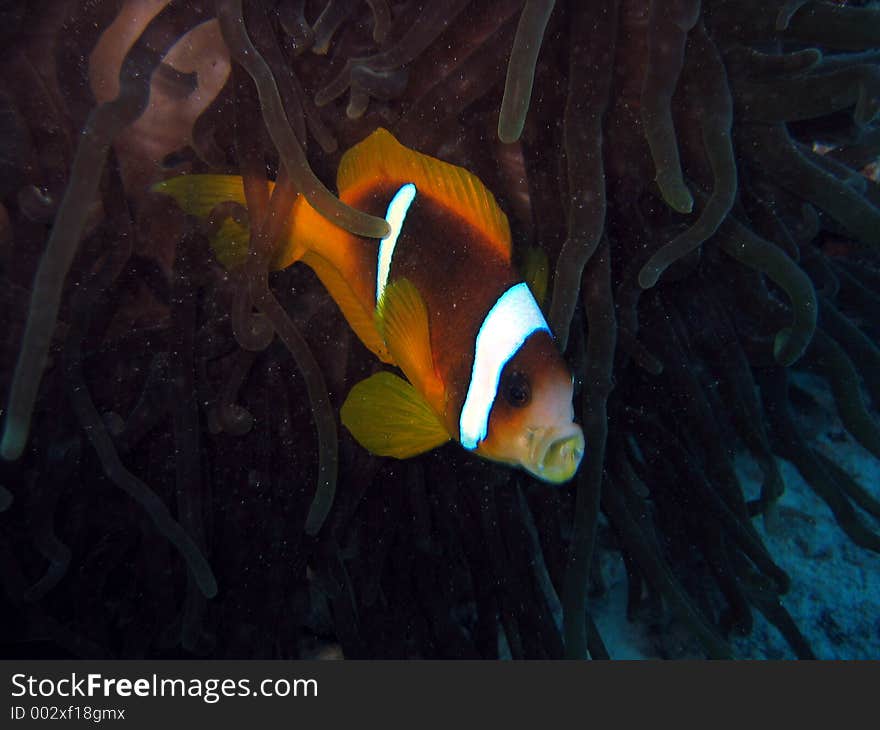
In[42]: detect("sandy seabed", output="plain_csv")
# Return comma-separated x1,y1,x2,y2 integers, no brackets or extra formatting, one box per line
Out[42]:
586,370,880,660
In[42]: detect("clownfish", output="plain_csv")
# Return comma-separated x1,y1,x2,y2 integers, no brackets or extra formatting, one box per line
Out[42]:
154,129,584,483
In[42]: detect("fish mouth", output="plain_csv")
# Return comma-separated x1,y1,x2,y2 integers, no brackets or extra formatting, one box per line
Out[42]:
525,425,585,484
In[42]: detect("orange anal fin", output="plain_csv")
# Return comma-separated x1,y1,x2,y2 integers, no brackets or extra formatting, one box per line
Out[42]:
302,250,392,363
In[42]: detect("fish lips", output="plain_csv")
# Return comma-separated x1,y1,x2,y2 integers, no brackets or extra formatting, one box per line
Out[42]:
525,424,585,484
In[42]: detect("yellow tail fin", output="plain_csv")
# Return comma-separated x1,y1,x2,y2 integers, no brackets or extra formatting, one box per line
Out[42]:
152,174,254,269
152,174,248,219
153,173,392,362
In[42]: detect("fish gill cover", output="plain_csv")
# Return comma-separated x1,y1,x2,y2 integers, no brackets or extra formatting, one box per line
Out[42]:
0,0,879,659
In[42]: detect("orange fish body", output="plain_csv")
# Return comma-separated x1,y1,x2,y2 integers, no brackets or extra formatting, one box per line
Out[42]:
155,129,584,483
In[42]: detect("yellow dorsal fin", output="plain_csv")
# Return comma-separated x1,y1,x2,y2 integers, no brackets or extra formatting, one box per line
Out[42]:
338,128,512,259
375,278,444,407
341,372,450,458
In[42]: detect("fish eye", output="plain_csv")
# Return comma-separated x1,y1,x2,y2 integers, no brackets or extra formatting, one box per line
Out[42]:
502,371,531,408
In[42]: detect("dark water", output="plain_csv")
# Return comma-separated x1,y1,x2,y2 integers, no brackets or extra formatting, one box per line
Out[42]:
1,0,879,660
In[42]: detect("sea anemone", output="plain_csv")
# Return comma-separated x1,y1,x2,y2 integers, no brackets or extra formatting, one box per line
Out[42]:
1,0,879,659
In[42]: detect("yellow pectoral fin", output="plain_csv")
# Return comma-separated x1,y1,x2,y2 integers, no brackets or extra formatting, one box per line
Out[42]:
375,278,443,406
341,372,450,459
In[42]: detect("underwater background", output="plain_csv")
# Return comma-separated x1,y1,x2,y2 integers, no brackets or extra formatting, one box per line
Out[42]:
1,0,879,659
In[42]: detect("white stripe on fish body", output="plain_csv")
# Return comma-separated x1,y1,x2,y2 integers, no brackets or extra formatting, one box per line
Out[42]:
459,282,550,450
376,183,417,304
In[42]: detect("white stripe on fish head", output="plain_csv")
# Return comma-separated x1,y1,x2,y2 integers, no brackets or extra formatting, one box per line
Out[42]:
459,282,550,450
